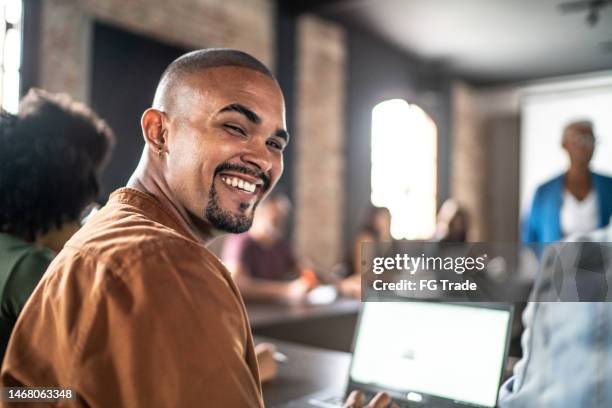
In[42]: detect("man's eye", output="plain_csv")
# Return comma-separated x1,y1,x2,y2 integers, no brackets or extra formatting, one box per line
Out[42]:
224,124,246,136
267,139,284,151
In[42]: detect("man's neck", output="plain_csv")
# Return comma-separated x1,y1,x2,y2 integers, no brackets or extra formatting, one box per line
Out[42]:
126,154,216,246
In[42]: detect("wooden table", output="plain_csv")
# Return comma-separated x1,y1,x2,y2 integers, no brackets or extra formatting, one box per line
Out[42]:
255,336,351,407
248,299,361,352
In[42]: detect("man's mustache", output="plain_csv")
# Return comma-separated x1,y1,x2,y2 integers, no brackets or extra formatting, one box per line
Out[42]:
214,162,271,191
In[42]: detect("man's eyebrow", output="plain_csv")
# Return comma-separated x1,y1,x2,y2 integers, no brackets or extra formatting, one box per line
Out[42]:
218,103,261,125
275,129,290,143
218,103,289,144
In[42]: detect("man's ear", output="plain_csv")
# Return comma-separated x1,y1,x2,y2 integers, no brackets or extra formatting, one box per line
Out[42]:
141,108,168,155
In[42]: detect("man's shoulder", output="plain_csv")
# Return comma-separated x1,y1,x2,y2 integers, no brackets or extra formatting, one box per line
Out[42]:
52,203,218,284
72,206,188,252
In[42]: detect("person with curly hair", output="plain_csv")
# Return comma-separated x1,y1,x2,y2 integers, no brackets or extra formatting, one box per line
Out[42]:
0,89,114,361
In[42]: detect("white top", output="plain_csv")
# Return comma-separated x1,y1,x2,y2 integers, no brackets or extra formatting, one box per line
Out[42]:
560,189,599,237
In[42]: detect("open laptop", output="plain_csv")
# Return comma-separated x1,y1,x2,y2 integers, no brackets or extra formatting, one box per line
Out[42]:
279,300,513,408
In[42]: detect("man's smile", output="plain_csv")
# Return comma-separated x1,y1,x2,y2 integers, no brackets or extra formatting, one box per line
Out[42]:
219,174,261,194
213,162,271,204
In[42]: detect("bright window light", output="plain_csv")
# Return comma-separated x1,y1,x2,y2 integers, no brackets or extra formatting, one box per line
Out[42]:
0,0,22,113
371,99,437,239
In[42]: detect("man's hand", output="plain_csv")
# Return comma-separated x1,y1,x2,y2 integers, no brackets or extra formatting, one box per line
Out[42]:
255,343,278,383
343,391,399,408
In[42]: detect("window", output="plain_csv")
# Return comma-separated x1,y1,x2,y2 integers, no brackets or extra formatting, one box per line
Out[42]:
0,0,22,113
371,99,437,239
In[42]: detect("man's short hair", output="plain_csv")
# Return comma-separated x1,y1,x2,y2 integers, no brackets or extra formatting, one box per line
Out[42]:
154,48,275,108
0,89,115,241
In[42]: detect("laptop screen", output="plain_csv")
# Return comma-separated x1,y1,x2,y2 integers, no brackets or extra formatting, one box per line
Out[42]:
349,302,511,407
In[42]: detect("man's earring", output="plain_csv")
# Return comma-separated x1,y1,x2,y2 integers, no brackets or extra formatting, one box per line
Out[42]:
157,147,164,157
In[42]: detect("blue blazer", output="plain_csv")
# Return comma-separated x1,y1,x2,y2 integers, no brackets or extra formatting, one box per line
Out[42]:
523,171,612,243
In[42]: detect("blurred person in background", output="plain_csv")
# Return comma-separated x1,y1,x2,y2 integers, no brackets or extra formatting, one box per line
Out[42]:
0,89,114,361
432,198,468,242
500,217,612,407
336,205,392,298
523,120,612,243
222,192,315,304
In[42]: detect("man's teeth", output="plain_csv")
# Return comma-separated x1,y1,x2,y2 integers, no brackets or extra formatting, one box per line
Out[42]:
222,176,257,193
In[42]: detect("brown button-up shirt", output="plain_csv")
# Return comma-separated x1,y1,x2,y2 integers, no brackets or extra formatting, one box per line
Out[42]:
1,188,263,407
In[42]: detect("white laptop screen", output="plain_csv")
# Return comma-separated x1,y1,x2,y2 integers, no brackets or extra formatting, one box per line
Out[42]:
349,302,511,407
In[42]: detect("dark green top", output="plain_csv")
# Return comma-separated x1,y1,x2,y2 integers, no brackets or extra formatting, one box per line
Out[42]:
0,233,54,361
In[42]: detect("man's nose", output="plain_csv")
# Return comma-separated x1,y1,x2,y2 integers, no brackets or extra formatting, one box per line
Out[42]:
241,140,273,173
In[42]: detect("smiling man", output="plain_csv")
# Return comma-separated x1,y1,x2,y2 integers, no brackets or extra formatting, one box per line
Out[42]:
0,49,283,407
0,50,392,408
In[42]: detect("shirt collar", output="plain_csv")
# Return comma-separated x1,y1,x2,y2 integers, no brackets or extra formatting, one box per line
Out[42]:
108,188,198,243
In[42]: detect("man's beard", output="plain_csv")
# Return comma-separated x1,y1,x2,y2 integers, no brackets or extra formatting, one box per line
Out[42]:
205,180,256,233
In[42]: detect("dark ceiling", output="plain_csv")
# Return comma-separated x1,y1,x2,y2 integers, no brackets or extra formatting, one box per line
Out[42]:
288,0,612,85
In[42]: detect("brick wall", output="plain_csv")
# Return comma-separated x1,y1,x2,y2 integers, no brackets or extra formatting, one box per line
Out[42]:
39,0,92,101
451,81,521,242
293,15,346,271
451,81,489,241
38,0,274,103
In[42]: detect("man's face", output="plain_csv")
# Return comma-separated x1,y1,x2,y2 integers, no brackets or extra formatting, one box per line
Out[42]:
164,66,287,235
563,127,594,167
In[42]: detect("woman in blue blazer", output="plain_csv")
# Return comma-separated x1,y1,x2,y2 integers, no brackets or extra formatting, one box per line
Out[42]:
523,121,612,243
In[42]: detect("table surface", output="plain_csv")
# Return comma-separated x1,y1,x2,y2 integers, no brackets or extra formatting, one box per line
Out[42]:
247,298,361,328
256,336,351,407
